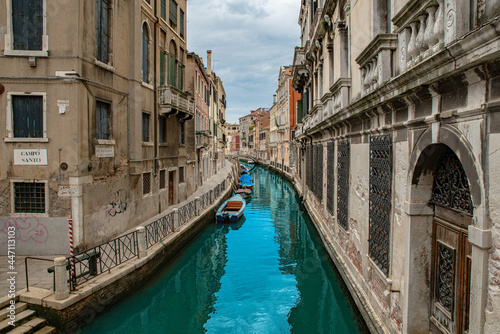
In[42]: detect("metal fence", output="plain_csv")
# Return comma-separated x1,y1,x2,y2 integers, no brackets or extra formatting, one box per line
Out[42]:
145,212,175,249
32,174,233,292
179,199,196,226
69,230,139,288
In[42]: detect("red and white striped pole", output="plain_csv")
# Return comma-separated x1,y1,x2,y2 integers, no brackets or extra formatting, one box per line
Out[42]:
68,216,75,287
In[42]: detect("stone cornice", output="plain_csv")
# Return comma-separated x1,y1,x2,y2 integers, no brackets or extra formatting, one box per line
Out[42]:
355,34,398,67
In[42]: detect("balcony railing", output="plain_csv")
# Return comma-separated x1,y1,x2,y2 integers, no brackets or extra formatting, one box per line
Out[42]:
196,130,212,148
394,0,467,74
158,85,194,119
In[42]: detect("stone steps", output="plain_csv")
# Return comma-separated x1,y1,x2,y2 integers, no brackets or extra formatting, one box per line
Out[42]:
0,304,55,334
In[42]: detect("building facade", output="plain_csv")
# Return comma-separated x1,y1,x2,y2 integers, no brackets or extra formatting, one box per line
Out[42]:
0,0,195,254
226,123,240,154
292,0,500,333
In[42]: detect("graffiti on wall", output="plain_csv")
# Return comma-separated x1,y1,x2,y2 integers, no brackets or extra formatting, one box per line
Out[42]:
106,190,128,217
0,217,49,244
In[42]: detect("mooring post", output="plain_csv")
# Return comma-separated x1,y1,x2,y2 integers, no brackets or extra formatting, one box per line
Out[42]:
136,226,147,258
54,257,69,300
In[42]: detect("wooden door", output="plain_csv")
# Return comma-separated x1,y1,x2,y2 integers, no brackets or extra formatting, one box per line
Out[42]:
430,209,472,334
168,171,174,206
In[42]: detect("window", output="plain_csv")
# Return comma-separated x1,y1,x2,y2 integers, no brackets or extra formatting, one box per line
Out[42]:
5,0,48,56
180,9,185,37
167,53,176,86
169,0,177,27
179,166,185,183
159,116,167,143
13,181,46,213
161,0,166,20
142,113,150,142
143,172,151,195
12,95,43,138
142,23,149,83
96,0,109,63
337,140,350,230
159,169,166,189
368,134,392,276
96,100,110,139
179,121,185,145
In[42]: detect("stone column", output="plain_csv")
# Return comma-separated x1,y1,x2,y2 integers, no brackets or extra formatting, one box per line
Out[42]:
173,208,180,232
195,197,201,216
136,226,147,258
54,257,69,300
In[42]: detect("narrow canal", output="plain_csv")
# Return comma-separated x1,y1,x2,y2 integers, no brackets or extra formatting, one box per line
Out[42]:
80,165,368,333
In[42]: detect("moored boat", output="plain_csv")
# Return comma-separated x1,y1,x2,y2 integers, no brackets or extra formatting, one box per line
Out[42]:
216,194,246,223
236,188,252,199
238,180,254,189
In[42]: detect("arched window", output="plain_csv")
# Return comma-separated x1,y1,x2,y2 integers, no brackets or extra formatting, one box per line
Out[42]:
142,23,149,83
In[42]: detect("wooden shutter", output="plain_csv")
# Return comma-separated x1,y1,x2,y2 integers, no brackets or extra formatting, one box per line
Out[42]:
180,9,185,36
169,0,177,26
168,54,176,86
13,96,43,138
96,101,109,139
142,26,149,83
142,113,150,142
160,51,165,86
12,0,43,50
97,0,109,63
161,0,166,20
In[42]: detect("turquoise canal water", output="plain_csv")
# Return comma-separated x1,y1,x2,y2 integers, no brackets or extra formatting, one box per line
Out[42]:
80,165,368,333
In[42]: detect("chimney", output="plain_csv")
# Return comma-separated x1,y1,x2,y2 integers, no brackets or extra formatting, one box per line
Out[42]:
207,50,212,74
273,94,277,104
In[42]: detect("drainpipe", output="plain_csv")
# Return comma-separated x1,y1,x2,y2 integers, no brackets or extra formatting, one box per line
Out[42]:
154,3,159,177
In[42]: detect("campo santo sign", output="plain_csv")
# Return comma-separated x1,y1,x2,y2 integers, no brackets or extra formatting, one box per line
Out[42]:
13,149,48,166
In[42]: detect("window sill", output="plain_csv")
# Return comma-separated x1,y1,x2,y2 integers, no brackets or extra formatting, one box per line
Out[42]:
95,139,115,145
159,143,168,147
142,142,154,147
3,49,48,57
4,138,49,143
94,59,115,72
141,82,154,90
10,212,49,218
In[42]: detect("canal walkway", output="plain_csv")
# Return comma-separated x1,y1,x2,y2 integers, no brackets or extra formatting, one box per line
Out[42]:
0,161,236,300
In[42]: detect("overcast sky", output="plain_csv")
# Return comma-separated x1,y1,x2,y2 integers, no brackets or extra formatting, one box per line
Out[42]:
187,0,301,124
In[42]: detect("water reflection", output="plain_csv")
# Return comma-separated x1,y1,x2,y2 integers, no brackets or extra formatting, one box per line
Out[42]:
80,165,367,334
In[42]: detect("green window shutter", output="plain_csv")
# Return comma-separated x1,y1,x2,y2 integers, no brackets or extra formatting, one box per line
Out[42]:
297,99,303,123
180,9,184,37
160,52,165,86
177,64,183,90
13,96,43,138
168,54,176,86
169,0,177,26
161,0,166,20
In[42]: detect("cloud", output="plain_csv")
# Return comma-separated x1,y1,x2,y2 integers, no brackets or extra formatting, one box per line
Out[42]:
187,0,300,123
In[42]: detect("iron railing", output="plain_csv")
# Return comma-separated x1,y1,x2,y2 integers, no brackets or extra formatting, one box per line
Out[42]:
145,212,175,249
69,230,139,288
179,199,196,226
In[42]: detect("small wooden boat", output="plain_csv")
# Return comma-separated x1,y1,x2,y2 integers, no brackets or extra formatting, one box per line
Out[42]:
248,160,255,165
216,194,246,223
239,174,253,182
236,188,252,199
238,180,254,189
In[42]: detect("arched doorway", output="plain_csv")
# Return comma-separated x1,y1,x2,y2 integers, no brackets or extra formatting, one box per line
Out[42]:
429,148,473,334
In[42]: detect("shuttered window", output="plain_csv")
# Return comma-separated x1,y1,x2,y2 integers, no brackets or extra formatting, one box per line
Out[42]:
167,54,176,86
142,24,149,83
169,0,177,27
96,101,110,139
161,0,166,21
177,64,183,90
12,0,43,51
142,113,150,142
180,9,185,37
96,0,109,63
13,95,43,138
160,51,165,86
179,122,185,144
159,116,167,143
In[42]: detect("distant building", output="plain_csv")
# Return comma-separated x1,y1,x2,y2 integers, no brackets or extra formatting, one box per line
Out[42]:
226,124,241,153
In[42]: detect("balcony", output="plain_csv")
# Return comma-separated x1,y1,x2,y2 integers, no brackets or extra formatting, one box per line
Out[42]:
393,0,467,74
292,47,308,93
356,34,397,97
196,130,212,149
158,86,194,121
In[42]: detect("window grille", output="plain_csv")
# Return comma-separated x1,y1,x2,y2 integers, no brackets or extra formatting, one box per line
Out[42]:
369,134,392,276
14,182,45,213
13,95,43,138
143,172,151,195
337,140,350,230
431,149,473,214
313,144,323,201
326,142,335,214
